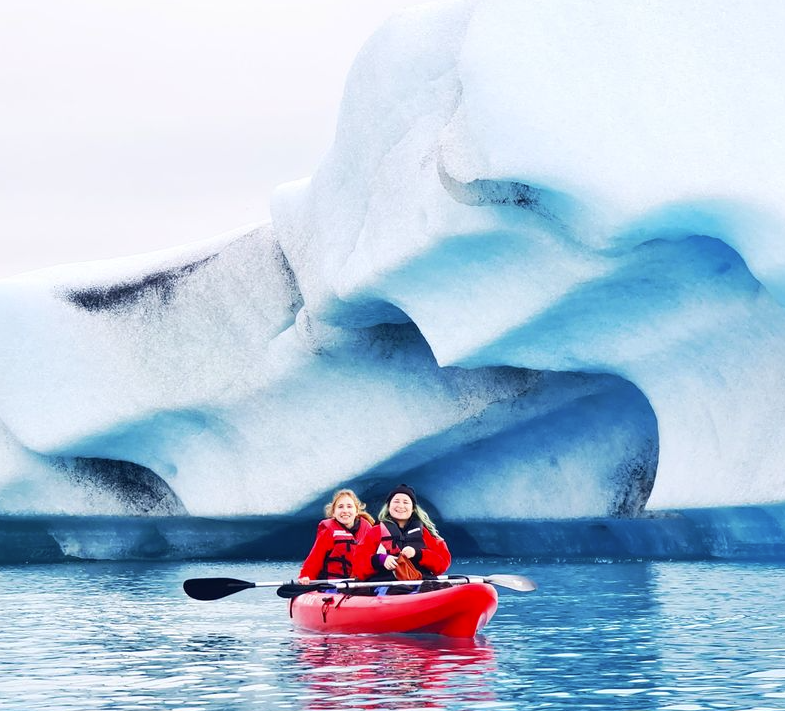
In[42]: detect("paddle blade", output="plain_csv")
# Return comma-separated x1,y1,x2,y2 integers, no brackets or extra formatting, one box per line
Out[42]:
183,577,256,601
485,574,537,592
276,582,335,599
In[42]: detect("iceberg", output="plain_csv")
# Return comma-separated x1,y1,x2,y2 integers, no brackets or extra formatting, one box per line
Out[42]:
2,0,785,560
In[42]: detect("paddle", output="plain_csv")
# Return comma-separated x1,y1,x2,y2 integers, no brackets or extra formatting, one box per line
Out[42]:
276,573,538,597
184,577,290,601
183,573,536,601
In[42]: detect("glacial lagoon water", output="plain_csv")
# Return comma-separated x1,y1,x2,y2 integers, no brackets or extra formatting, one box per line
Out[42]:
1,559,785,710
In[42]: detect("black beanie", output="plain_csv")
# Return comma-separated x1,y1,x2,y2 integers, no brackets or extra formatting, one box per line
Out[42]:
386,484,417,507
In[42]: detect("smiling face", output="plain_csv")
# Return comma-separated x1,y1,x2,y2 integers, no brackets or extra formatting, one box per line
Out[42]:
332,494,358,527
388,494,414,525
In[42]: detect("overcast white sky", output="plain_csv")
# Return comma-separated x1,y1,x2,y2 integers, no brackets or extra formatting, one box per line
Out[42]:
0,0,430,278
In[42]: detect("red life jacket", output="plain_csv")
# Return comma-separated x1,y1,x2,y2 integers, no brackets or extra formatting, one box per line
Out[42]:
378,516,427,573
318,517,371,579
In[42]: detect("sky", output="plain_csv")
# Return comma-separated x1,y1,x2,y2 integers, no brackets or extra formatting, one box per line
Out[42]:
0,0,430,278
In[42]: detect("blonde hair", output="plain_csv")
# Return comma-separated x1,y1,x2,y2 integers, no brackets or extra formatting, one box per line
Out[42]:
378,502,441,538
325,489,375,525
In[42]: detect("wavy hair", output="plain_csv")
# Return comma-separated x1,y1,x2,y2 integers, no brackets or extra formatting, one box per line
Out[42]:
325,489,375,525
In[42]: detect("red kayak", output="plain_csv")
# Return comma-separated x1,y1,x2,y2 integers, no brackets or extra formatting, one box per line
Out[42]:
288,582,498,638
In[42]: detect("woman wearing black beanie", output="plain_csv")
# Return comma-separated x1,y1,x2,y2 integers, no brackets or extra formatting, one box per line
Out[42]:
353,484,451,582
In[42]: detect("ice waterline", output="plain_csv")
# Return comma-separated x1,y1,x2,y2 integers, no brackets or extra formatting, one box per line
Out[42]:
3,0,785,560
3,505,785,563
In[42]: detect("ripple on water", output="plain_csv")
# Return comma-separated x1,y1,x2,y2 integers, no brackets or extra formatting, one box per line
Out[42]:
1,560,785,710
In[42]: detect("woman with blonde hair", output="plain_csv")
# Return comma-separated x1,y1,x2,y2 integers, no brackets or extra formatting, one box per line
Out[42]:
298,489,374,584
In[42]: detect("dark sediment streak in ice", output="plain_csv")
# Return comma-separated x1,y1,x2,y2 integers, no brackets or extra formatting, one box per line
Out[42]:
62,256,215,312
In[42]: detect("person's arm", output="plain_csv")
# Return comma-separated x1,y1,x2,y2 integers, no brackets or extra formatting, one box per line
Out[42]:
298,526,331,582
350,526,385,580
413,529,451,575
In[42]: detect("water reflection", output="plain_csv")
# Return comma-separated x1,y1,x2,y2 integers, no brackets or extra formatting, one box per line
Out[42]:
487,562,664,709
183,633,247,657
3,560,785,710
286,634,497,710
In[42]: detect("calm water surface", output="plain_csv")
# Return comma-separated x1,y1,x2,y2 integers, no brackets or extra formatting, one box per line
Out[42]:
1,559,784,710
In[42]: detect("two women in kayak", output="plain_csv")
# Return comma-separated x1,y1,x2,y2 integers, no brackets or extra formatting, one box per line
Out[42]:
298,484,451,584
